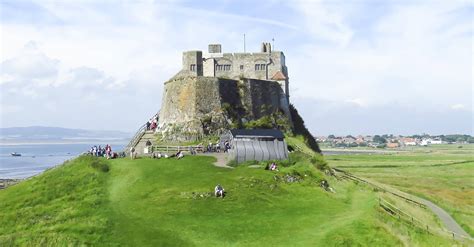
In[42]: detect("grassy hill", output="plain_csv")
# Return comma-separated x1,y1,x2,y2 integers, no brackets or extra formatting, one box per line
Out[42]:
0,152,455,246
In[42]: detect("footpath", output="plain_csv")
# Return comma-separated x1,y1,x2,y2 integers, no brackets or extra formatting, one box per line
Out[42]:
334,168,472,240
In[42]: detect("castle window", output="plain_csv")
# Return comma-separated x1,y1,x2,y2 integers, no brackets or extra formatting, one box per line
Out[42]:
190,64,196,71
240,65,244,70
216,64,231,71
255,64,266,71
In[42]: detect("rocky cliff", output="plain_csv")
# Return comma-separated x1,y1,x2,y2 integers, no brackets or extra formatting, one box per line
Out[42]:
156,72,291,142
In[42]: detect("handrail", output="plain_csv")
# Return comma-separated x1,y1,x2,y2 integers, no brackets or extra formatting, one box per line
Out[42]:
124,123,147,154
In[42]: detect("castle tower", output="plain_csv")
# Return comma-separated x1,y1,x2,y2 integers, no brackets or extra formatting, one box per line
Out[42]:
182,51,203,76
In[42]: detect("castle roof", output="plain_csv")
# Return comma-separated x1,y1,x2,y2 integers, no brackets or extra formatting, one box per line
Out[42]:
229,129,284,139
271,71,287,80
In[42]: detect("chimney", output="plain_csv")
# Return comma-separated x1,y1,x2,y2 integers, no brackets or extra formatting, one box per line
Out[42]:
208,44,222,53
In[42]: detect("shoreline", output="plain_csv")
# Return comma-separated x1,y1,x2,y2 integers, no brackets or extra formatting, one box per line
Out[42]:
0,140,129,146
0,178,23,189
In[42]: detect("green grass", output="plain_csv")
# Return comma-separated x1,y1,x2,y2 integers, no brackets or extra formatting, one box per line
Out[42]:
327,144,474,237
0,154,456,246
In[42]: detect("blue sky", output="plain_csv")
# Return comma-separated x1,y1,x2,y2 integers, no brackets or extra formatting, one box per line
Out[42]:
0,0,472,135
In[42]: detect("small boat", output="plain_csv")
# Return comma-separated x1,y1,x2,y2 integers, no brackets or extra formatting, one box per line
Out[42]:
11,152,21,157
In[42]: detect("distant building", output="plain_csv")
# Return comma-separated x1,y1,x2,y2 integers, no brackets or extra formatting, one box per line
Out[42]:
386,142,400,148
221,129,288,163
401,138,417,146
420,138,443,146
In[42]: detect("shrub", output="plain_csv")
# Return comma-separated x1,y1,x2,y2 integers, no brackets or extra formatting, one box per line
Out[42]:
89,157,110,173
310,155,329,171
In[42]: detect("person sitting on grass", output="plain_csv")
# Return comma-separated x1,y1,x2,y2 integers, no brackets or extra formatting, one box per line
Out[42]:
214,184,225,198
177,151,184,159
270,162,278,171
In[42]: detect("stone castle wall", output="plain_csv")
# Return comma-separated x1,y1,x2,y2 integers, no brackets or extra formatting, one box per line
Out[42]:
157,75,291,142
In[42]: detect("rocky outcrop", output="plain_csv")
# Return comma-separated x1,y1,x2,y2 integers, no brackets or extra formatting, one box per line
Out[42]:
156,73,291,142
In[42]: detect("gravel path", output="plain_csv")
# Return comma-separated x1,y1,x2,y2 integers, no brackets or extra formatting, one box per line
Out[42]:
199,153,233,169
414,197,472,240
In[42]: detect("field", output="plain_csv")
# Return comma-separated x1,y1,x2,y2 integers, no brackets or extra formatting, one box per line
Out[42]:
0,151,456,246
326,144,474,237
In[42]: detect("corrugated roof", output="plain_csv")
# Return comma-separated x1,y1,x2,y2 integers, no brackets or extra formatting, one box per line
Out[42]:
230,129,284,139
271,71,287,80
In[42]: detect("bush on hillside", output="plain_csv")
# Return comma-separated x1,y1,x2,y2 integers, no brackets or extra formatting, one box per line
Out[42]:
84,156,110,173
310,155,329,171
289,104,321,153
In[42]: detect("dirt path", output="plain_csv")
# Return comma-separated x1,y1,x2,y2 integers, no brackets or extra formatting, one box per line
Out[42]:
198,153,233,169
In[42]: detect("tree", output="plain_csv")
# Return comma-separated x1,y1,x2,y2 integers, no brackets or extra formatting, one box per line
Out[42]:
373,135,387,144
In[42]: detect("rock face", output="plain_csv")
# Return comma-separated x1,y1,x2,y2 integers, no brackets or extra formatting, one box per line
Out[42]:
156,72,291,142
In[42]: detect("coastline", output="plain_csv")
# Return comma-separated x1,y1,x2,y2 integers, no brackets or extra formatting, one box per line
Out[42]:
0,139,129,146
0,178,23,189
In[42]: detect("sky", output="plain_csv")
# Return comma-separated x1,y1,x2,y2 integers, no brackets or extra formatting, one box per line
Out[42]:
0,0,472,136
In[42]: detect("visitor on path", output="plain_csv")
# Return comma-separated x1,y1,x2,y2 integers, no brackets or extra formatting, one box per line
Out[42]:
216,143,221,153
214,184,225,198
105,144,112,159
130,147,136,160
224,141,231,153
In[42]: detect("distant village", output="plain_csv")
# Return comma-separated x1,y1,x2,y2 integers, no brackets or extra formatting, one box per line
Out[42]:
315,134,474,148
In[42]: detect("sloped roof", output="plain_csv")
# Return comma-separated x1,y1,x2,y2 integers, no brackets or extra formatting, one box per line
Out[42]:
230,129,284,139
271,71,287,80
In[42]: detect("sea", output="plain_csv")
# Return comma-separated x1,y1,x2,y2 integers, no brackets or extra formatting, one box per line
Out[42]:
0,143,125,179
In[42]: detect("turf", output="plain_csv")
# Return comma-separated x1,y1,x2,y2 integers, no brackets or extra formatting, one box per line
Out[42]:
0,154,455,246
327,144,474,237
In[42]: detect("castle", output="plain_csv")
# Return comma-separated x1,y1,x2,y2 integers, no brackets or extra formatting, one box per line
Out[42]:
182,43,290,100
127,42,298,153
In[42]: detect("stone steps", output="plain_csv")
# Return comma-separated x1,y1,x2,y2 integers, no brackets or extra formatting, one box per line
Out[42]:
132,131,157,155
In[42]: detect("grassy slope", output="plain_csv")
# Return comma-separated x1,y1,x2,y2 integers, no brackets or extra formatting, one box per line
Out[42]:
327,144,474,236
0,154,454,246
0,156,110,245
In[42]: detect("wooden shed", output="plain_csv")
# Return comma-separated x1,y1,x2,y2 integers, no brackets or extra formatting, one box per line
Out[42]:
221,129,289,164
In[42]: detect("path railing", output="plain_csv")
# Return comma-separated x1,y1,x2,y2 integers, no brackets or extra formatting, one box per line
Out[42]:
334,168,472,243
333,167,426,208
378,197,473,243
124,123,147,154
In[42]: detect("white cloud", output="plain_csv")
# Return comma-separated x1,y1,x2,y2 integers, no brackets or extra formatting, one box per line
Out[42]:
451,104,466,110
0,0,472,134
292,0,353,47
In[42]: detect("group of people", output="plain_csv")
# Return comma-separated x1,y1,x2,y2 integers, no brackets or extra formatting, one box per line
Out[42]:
145,114,159,131
89,144,117,159
150,150,184,159
203,140,231,153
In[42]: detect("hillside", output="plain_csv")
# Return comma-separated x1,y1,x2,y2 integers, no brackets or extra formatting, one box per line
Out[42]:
0,151,455,245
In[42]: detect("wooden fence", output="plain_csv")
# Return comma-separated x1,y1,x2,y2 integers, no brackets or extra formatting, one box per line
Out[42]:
378,197,473,243
333,168,472,243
